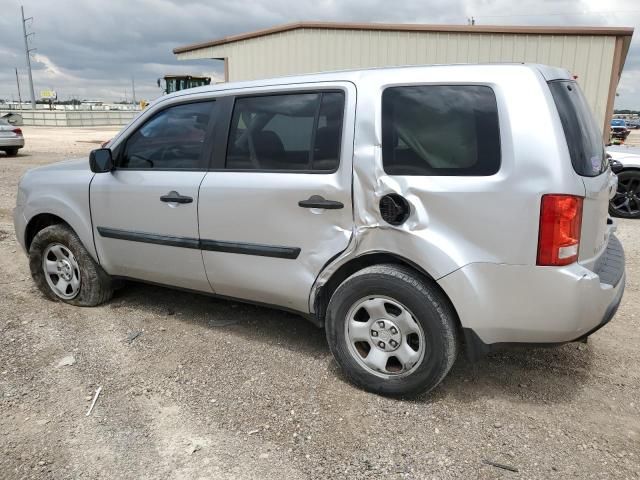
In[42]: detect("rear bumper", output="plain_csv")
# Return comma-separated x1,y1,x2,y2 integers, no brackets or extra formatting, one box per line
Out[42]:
462,272,625,360
438,234,625,357
0,138,25,148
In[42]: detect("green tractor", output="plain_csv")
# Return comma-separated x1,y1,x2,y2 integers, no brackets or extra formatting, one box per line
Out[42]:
158,75,212,94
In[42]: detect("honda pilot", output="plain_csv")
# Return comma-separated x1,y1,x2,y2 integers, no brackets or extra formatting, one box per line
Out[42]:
14,64,625,396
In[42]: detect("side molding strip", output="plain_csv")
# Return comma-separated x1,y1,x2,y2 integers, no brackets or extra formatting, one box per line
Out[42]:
200,239,300,259
97,227,300,260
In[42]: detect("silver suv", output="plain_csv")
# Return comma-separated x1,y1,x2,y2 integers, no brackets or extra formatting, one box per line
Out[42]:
14,64,625,396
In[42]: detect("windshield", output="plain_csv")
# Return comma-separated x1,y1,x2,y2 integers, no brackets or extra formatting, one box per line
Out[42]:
548,80,606,177
611,119,626,127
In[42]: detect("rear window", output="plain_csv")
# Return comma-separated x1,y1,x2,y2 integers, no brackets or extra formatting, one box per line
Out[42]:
382,85,501,176
548,80,606,177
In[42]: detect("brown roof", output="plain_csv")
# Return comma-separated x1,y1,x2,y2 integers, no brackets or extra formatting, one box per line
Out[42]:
174,21,634,54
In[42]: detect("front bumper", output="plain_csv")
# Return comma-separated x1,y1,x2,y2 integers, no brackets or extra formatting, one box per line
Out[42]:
13,205,27,254
438,234,626,355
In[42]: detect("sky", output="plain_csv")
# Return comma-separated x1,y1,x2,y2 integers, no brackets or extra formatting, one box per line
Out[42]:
0,0,639,108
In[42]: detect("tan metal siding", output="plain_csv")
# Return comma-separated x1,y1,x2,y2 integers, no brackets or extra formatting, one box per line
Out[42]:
177,28,617,130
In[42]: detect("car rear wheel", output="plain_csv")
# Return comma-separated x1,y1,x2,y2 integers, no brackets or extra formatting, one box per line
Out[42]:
29,224,113,306
325,264,459,397
610,170,640,219
3,148,19,156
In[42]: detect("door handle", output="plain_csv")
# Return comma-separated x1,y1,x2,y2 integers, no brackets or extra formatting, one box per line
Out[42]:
298,195,344,210
160,191,193,204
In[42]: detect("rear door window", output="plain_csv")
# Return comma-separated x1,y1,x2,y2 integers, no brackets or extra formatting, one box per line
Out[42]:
548,80,606,177
382,85,501,176
226,92,344,172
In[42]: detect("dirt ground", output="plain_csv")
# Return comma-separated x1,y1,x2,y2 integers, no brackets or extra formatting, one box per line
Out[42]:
0,126,638,479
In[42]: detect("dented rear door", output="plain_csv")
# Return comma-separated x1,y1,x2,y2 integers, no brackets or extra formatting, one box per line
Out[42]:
198,83,356,313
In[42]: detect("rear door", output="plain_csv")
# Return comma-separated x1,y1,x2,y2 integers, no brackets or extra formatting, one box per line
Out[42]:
198,84,355,313
90,99,217,291
548,80,615,269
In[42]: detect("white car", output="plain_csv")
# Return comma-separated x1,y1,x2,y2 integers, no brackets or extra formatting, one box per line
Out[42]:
0,118,24,156
607,145,640,218
14,64,625,396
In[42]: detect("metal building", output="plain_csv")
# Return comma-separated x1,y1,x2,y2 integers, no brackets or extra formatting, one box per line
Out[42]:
173,22,633,134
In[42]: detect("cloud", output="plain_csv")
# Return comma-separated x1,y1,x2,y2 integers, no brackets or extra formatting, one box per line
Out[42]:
0,0,637,107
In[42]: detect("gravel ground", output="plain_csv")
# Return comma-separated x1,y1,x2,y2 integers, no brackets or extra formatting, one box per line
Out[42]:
0,126,639,479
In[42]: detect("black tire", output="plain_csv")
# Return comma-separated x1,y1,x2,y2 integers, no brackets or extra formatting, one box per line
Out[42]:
4,148,19,157
609,170,640,219
29,224,113,306
325,264,459,397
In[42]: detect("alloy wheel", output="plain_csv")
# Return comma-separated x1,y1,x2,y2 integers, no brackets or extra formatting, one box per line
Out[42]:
611,175,640,217
345,296,426,378
42,243,81,299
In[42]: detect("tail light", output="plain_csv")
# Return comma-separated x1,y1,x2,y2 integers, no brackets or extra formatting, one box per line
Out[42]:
12,128,22,136
537,194,583,266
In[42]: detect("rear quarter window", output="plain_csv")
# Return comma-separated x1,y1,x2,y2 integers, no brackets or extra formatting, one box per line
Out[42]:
382,85,501,176
548,80,606,177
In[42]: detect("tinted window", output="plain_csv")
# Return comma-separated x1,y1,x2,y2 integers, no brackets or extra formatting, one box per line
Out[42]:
120,101,214,170
382,85,501,176
226,92,344,171
549,80,606,177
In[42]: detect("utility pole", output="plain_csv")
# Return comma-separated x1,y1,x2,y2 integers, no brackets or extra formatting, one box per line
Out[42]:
21,6,37,109
15,68,23,110
131,76,136,106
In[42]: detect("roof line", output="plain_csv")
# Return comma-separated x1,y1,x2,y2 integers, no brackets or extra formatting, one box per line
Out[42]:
173,21,635,54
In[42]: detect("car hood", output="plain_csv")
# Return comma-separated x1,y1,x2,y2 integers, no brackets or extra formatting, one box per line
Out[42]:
607,146,640,168
29,158,91,174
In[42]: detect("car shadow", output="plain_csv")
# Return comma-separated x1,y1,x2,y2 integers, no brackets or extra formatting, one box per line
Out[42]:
113,281,594,404
0,151,27,158
421,344,594,405
111,281,328,357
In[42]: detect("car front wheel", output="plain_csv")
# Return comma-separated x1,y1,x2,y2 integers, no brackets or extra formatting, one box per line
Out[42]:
29,224,113,306
325,264,459,397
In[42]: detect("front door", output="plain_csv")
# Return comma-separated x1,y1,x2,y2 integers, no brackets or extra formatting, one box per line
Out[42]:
90,99,217,291
198,86,355,312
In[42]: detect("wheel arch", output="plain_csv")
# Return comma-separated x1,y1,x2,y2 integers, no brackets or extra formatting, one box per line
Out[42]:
25,213,70,251
312,252,463,335
23,209,98,264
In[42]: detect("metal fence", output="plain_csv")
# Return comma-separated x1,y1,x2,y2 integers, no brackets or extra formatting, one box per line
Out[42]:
0,109,138,127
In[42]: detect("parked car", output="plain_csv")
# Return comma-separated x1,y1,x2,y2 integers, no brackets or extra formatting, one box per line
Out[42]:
625,119,640,129
0,118,24,156
607,145,640,218
611,119,630,140
13,64,625,396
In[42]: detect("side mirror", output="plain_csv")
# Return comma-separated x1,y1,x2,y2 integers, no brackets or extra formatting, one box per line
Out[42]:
89,148,114,173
